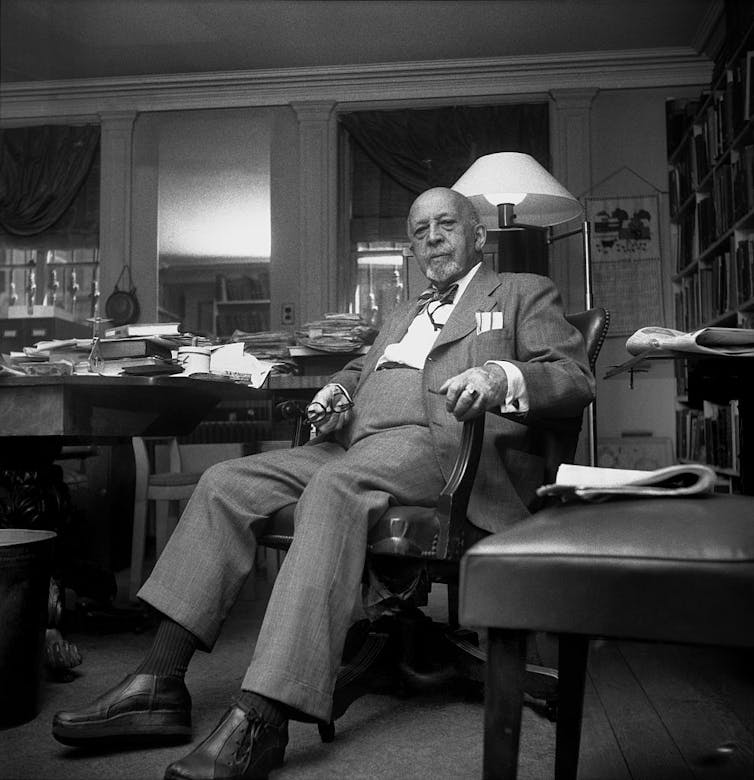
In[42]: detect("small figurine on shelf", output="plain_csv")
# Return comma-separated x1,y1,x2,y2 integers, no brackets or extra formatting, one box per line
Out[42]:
26,260,36,315
86,312,111,373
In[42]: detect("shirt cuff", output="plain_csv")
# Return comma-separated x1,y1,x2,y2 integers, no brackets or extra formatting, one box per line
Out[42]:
485,360,529,414
328,382,353,405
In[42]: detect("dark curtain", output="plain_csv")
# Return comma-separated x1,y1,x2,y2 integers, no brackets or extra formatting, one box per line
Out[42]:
341,103,550,196
0,125,100,241
342,103,549,246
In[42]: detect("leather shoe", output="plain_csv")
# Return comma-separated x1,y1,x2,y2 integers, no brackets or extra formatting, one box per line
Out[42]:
52,673,191,746
164,700,288,780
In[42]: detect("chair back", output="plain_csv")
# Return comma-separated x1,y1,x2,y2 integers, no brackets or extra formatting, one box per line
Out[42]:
566,307,610,373
536,307,609,488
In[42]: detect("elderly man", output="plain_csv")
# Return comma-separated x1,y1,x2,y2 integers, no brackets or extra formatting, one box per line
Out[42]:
53,187,594,779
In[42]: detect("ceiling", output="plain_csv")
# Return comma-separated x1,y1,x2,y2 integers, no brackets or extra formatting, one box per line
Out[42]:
1,0,718,84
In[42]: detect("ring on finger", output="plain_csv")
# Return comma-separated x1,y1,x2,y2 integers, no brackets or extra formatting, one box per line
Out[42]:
465,386,478,398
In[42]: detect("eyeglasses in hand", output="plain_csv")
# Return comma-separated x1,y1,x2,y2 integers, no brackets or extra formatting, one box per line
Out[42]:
305,389,354,425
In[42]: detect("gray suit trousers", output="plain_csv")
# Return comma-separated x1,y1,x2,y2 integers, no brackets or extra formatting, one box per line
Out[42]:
139,369,446,721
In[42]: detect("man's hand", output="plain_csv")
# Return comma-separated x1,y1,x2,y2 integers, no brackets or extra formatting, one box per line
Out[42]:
437,364,508,421
306,383,353,434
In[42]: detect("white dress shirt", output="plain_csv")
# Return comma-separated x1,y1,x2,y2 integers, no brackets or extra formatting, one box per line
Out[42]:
375,263,529,414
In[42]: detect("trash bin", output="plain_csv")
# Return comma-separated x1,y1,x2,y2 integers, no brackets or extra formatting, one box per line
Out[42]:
0,529,56,728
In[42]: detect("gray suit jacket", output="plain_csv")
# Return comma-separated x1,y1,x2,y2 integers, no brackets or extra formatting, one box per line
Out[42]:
329,263,595,533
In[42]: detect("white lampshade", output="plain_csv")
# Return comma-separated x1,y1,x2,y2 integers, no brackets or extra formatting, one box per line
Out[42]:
452,152,583,228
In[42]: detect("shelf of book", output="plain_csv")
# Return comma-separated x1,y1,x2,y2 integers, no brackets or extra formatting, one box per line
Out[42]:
213,270,271,337
667,13,754,331
675,399,740,474
661,9,754,495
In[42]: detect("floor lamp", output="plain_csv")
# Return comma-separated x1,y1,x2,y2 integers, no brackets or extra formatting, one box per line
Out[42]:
452,152,597,466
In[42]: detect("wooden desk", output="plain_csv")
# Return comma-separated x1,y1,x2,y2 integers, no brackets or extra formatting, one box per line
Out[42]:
0,373,330,439
0,372,332,517
0,375,273,525
0,374,259,441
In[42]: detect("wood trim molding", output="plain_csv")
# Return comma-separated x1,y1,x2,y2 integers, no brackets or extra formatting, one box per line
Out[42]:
0,47,713,123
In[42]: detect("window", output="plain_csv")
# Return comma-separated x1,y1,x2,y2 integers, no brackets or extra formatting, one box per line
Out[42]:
353,243,408,327
0,125,100,325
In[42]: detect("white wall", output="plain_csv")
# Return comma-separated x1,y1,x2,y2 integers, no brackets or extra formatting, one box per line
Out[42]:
156,109,271,260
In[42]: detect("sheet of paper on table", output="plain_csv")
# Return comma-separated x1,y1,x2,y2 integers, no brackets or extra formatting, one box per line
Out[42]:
209,342,277,387
537,462,718,502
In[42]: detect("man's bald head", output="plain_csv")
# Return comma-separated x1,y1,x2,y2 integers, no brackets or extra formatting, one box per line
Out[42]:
407,187,480,229
407,187,486,290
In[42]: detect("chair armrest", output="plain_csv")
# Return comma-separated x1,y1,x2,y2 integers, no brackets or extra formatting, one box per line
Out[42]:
434,414,486,559
274,401,488,561
275,400,311,446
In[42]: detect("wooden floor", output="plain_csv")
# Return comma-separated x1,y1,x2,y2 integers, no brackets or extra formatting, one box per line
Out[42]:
578,640,754,779
98,567,753,779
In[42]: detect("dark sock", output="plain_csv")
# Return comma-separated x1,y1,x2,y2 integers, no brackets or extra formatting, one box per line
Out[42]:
236,691,288,726
134,617,199,679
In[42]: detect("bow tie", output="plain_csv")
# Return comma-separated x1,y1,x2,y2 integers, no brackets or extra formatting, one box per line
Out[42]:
416,283,459,308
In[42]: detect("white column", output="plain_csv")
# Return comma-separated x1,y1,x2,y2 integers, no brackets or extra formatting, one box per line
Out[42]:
549,89,597,311
130,115,160,321
291,101,337,323
98,112,136,312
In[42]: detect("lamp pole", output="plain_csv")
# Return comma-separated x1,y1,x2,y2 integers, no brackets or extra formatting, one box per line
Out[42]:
548,220,597,466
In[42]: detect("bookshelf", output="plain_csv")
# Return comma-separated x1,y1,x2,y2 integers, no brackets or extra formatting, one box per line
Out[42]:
213,268,271,338
663,8,754,494
667,22,754,330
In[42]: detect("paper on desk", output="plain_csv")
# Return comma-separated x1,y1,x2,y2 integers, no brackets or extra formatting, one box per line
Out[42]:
537,462,717,502
209,342,275,387
0,354,26,376
626,326,754,356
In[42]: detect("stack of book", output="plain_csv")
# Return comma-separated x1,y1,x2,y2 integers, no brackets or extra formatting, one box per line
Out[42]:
98,322,197,374
94,336,180,376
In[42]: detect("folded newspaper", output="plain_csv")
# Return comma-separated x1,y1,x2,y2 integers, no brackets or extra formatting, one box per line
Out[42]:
537,462,718,502
626,326,754,357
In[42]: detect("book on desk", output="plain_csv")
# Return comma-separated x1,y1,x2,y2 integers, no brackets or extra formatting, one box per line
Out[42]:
98,337,174,360
104,322,182,338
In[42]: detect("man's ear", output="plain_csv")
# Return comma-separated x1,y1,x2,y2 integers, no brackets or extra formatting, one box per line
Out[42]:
474,224,487,251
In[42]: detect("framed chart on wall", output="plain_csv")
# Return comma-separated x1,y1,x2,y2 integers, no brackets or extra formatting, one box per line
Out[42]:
586,193,665,336
597,436,674,471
